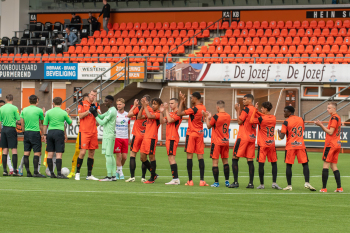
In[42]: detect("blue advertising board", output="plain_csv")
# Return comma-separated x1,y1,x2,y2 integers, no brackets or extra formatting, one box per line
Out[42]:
44,63,78,80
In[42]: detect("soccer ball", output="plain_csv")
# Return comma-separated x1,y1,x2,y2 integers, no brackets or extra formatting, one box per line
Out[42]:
61,167,70,176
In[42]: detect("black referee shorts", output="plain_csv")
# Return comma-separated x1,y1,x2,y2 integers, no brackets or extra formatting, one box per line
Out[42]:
46,130,65,153
1,126,17,149
24,131,42,153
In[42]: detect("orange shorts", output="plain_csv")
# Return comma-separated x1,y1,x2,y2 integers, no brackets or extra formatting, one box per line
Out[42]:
257,146,277,163
210,143,229,160
140,138,157,155
185,135,204,154
233,139,255,159
79,132,98,150
284,149,308,164
322,147,340,164
130,135,143,153
166,140,178,156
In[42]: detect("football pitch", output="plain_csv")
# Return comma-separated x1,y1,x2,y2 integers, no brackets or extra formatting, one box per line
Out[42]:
1,142,350,233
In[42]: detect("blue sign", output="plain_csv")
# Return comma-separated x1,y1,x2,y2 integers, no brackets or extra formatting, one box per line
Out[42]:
0,88,2,97
44,63,78,80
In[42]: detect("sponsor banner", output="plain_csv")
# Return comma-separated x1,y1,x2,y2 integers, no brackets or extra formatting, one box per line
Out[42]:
44,63,78,80
304,126,350,148
178,121,286,146
78,63,111,80
165,63,348,83
110,62,145,80
0,63,44,79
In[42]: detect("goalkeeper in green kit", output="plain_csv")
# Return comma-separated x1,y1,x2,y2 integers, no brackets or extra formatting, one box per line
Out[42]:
89,95,117,181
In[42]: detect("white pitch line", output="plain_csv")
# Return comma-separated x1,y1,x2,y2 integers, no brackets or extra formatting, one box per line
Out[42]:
0,188,347,195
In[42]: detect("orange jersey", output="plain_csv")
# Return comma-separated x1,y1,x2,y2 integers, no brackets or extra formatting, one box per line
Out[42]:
131,106,152,137
165,111,182,142
78,100,100,133
144,110,161,139
250,109,276,147
184,103,206,137
209,112,231,146
281,115,305,150
237,105,257,142
325,113,341,148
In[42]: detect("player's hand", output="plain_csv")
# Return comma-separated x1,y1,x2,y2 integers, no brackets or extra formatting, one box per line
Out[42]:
97,16,99,20
42,107,46,114
134,99,139,107
140,97,147,106
315,120,323,126
179,91,185,101
202,110,207,117
207,111,212,118
66,108,71,114
277,129,281,135
159,104,165,113
235,103,240,111
89,107,98,117
105,17,107,21
64,134,68,142
163,102,168,109
42,135,47,143
255,102,259,109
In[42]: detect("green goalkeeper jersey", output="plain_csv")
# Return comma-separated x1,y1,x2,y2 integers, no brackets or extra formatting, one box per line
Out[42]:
95,107,117,139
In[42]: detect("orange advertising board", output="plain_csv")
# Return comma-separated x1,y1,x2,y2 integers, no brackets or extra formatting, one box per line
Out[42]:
110,63,145,80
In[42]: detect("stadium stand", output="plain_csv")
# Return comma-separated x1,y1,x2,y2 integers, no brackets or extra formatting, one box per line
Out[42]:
2,19,350,70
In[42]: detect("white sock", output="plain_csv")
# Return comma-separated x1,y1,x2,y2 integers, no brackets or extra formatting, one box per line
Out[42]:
19,156,24,169
7,154,13,170
117,166,123,176
38,156,41,172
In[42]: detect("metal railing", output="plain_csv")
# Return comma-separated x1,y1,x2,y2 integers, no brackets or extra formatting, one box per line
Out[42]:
303,84,350,122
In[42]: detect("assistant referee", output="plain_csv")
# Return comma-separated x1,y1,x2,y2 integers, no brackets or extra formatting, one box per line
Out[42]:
0,94,21,176
43,97,73,179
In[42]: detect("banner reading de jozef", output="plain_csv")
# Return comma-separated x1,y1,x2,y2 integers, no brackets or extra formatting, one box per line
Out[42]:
165,63,348,83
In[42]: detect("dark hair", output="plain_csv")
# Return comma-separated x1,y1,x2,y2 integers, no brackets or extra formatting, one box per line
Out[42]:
143,94,151,103
328,102,337,109
105,95,114,102
88,11,92,14
29,95,38,104
0,100,5,104
6,94,13,101
284,106,295,114
72,13,76,15
152,98,163,106
244,94,254,101
262,101,273,111
53,97,62,105
192,92,201,100
82,93,89,98
170,98,178,103
216,100,225,108
65,27,70,30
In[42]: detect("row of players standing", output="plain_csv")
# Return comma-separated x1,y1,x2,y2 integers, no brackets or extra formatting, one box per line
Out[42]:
0,91,343,191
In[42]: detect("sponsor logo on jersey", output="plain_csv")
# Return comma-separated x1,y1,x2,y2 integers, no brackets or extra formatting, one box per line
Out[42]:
249,134,256,140
265,140,274,146
291,141,302,146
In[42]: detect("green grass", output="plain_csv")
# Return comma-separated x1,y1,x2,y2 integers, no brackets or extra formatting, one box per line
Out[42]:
1,142,350,232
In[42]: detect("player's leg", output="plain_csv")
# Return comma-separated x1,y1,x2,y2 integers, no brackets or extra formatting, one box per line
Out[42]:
99,138,112,181
246,142,256,189
32,151,45,177
86,149,98,180
23,132,33,177
118,153,127,179
321,161,330,192
116,152,122,179
229,138,243,188
68,133,80,178
256,146,265,189
46,132,57,178
18,156,24,175
194,136,207,186
222,157,230,187
185,135,195,186
331,163,342,192
298,149,316,191
283,150,294,191
76,132,88,179
1,128,9,174
144,139,157,183
165,140,180,185
8,126,19,176
211,158,219,187
47,152,56,178
55,130,68,179
126,151,137,182
269,147,281,189
76,148,86,177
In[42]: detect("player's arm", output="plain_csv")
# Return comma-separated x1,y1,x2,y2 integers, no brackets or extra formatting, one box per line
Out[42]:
64,125,68,142
42,115,49,142
177,91,187,116
127,99,140,118
315,119,336,135
95,110,113,126
278,120,288,139
159,106,166,124
15,108,21,125
203,111,213,129
128,121,130,143
235,104,243,125
78,103,90,119
249,109,260,124
137,106,145,120
143,105,156,119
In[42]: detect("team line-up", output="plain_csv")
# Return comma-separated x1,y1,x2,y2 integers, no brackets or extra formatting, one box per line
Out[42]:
0,91,343,193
